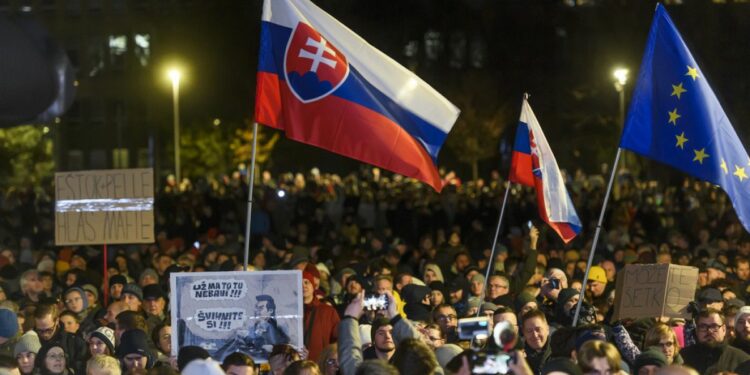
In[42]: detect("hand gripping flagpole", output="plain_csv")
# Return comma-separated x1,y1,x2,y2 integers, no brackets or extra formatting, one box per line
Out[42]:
243,122,259,271
572,147,622,326
476,180,512,318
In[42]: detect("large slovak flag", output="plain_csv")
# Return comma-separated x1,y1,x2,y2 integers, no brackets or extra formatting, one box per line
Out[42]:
255,0,460,191
509,98,581,243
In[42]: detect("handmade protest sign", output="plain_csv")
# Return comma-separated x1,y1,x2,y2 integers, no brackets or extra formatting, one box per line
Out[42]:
171,271,303,363
612,264,698,321
55,168,154,245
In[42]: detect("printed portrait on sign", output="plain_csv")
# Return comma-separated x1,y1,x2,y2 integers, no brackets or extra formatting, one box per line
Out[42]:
171,271,303,363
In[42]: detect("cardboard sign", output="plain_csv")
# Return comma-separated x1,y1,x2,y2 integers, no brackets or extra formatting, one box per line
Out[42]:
612,264,698,321
55,168,154,245
171,271,304,363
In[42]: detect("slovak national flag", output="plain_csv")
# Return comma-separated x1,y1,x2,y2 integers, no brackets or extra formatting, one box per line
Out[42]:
509,98,581,243
255,0,460,191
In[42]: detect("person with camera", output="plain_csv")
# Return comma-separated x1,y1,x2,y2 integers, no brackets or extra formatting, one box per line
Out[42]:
337,290,420,375
538,268,568,322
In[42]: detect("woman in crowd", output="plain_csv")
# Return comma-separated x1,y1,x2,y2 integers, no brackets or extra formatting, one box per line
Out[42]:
643,323,684,366
36,343,72,375
14,331,40,375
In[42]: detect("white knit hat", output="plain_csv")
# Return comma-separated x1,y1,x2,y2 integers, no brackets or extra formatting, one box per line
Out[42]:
181,358,225,375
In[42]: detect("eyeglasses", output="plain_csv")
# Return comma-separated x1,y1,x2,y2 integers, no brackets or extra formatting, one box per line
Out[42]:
658,341,675,349
489,284,509,289
46,354,65,361
437,314,457,322
35,327,55,335
697,324,723,332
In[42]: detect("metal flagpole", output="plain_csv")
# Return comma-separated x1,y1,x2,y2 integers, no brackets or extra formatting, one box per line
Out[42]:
476,181,512,317
572,147,622,326
243,122,259,271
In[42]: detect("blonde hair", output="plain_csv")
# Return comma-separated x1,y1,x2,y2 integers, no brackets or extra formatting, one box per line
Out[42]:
87,354,121,375
644,323,679,349
577,341,621,373
317,343,337,371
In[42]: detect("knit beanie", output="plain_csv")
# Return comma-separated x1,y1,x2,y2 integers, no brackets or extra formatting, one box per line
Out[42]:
182,358,226,375
370,316,391,344
735,306,750,329
515,291,537,312
633,348,667,375
82,284,99,303
116,329,153,367
90,326,116,354
177,346,210,371
0,308,18,339
121,283,143,301
302,271,315,286
109,274,127,287
557,288,579,305
435,344,463,369
13,331,41,357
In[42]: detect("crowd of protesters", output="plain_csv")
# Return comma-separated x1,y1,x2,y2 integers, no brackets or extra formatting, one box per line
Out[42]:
0,165,749,375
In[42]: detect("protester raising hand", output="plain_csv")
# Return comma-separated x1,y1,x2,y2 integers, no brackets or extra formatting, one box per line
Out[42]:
529,225,539,250
344,291,365,319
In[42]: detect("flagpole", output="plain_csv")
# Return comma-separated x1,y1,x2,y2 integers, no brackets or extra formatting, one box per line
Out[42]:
243,122,259,271
572,147,622,326
477,181,512,318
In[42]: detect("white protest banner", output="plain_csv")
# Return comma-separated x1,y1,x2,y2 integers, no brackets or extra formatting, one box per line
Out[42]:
171,270,303,363
55,168,154,245
612,263,698,321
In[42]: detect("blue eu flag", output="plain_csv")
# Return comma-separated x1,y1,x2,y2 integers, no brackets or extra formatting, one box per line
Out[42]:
620,4,750,232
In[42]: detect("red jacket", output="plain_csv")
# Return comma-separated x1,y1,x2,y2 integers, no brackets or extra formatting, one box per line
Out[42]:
303,298,340,362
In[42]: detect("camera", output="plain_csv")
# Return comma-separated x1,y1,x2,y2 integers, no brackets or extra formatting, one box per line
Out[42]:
549,278,560,290
363,293,388,311
465,320,519,374
458,317,490,341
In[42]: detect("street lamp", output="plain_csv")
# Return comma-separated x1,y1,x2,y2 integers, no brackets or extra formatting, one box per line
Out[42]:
613,67,629,128
168,68,182,184
613,67,629,171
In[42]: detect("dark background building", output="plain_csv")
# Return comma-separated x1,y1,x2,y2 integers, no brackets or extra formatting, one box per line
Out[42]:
1,0,749,184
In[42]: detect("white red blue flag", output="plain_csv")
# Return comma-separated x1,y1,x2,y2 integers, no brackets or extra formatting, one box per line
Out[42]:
509,98,581,243
255,0,460,191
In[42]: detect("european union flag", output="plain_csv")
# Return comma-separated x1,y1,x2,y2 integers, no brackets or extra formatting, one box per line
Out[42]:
620,4,750,232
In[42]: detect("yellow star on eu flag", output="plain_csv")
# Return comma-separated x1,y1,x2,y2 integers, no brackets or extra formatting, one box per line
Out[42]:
675,132,688,149
721,159,729,174
734,165,748,182
686,66,699,81
693,148,709,164
668,108,681,125
671,83,687,99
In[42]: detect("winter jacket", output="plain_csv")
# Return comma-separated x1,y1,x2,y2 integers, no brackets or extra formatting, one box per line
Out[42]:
682,342,750,375
303,298,340,362
39,328,88,375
